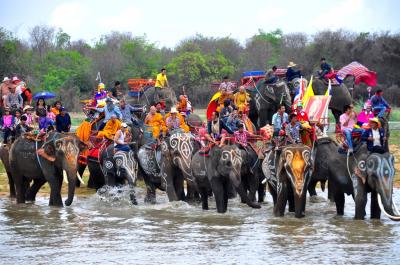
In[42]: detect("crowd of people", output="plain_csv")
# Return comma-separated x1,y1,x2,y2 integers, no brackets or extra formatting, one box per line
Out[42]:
0,76,72,144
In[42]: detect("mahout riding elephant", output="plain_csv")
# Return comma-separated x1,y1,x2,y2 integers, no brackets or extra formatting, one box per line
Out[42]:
0,143,16,198
312,137,399,220
10,132,85,206
312,78,352,124
99,144,138,205
191,145,261,213
160,131,201,202
248,79,292,129
262,144,313,218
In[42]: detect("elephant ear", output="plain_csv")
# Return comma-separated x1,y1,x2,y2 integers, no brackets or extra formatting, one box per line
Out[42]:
207,147,222,178
42,140,56,156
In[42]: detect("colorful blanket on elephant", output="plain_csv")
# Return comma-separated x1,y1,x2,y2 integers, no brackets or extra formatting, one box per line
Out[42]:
336,61,377,86
274,68,287,78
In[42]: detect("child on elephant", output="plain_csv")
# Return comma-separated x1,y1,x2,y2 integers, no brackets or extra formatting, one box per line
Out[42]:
234,123,252,147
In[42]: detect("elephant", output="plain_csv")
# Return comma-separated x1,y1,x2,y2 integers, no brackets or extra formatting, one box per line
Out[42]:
191,145,261,213
99,144,138,205
160,132,201,202
0,143,16,198
312,137,399,220
248,79,292,129
262,144,313,218
127,86,178,112
238,146,263,203
312,78,352,124
10,132,84,206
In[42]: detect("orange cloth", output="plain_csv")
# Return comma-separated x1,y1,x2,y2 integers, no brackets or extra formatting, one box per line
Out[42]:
51,107,60,116
164,112,189,133
234,91,249,112
145,113,166,138
176,97,187,112
76,120,92,143
97,119,121,140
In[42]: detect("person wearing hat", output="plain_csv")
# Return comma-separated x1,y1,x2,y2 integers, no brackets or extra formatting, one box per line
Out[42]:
164,107,189,133
362,117,386,154
165,107,181,132
97,113,121,140
55,107,71,133
286,61,302,82
92,97,122,131
114,122,131,152
0,77,10,107
22,105,35,127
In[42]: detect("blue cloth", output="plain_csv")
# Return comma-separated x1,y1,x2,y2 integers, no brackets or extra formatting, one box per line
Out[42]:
370,95,389,109
320,62,332,75
120,104,136,124
114,144,130,152
343,129,353,149
373,105,387,118
286,67,301,82
362,128,385,152
272,112,289,130
96,104,122,122
56,113,71,133
207,119,234,136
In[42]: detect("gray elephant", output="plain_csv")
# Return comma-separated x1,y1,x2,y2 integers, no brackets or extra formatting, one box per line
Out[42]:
313,137,399,220
127,86,178,112
262,144,313,218
191,145,261,213
248,79,292,129
0,143,16,198
10,132,84,206
100,144,138,205
160,132,201,202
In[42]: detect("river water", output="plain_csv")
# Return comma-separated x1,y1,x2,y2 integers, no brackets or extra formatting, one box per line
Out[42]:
0,188,399,265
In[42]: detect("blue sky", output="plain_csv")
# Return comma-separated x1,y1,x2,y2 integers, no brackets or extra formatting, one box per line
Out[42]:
0,0,399,47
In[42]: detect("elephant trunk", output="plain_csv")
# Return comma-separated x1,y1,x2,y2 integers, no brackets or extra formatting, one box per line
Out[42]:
64,166,77,206
294,191,306,218
377,194,400,221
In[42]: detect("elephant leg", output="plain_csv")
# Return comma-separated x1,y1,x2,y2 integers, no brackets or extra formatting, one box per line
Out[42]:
223,184,229,213
257,174,266,203
370,191,381,219
164,173,178,202
327,181,334,202
268,183,277,205
144,183,157,204
287,184,295,212
174,174,185,201
7,172,16,198
334,192,345,216
210,178,226,213
307,178,318,197
48,176,63,207
199,187,209,210
13,173,26,204
274,181,288,217
125,171,137,206
354,184,367,220
25,178,46,202
235,182,261,209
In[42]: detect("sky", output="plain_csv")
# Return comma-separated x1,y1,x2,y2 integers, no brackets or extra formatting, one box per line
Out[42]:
0,0,399,48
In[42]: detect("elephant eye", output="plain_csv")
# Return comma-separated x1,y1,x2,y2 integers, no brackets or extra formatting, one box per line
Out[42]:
358,161,366,171
384,169,389,175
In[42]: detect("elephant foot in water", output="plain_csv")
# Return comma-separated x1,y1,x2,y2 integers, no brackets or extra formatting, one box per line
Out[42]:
144,193,156,204
309,195,327,203
247,201,261,209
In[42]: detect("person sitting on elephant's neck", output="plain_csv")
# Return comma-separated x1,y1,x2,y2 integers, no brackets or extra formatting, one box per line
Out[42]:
154,68,169,102
234,123,252,148
286,62,302,82
265,66,278,84
206,111,233,147
114,123,131,152
56,107,71,133
119,98,136,126
15,115,32,138
362,117,386,154
285,113,301,144
340,104,357,153
370,89,390,118
94,97,122,131
1,107,15,144
318,58,332,79
272,104,289,136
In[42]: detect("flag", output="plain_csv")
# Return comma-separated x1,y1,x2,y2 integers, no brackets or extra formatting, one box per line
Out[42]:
324,79,332,96
303,75,314,108
336,61,377,86
292,77,305,109
206,92,221,120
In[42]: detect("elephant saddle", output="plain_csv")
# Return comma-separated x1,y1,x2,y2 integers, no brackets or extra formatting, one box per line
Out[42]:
199,143,216,157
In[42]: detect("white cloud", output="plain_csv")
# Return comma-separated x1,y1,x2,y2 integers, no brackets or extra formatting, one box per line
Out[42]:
256,6,287,22
96,6,143,32
50,2,87,32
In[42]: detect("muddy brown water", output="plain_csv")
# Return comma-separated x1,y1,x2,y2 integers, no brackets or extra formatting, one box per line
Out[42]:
0,188,399,265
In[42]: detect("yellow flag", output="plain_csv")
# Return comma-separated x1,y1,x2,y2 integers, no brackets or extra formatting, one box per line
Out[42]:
303,75,314,108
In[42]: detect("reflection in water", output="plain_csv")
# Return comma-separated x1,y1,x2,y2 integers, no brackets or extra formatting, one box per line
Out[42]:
0,188,399,264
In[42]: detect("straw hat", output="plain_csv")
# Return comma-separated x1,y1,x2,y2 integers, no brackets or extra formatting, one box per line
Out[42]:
121,122,128,128
369,117,381,128
23,105,34,111
2,77,10,83
12,76,21,84
287,61,297,67
170,107,178,113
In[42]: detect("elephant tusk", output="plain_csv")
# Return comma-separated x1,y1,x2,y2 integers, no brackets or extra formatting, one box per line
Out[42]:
63,170,69,184
261,178,267,184
77,173,85,185
377,194,400,221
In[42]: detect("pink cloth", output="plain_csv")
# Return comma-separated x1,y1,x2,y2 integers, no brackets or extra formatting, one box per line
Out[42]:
234,130,251,146
340,113,356,131
337,62,377,86
357,110,374,125
23,113,34,126
47,111,56,121
2,115,13,128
